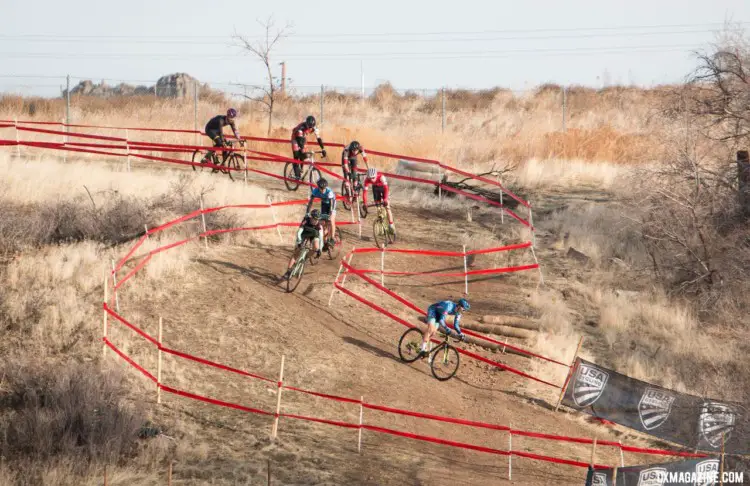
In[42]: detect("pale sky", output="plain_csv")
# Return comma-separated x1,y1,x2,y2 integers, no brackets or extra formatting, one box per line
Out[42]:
1,0,749,97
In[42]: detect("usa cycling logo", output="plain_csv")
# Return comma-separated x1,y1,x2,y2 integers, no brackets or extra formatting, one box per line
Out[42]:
637,467,667,486
572,364,609,407
699,401,736,448
638,387,676,430
695,459,719,486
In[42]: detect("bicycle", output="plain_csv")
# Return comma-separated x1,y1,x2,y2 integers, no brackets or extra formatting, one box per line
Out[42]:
341,172,364,212
285,236,319,293
318,214,343,260
363,202,395,249
284,150,324,191
192,140,246,181
397,327,462,381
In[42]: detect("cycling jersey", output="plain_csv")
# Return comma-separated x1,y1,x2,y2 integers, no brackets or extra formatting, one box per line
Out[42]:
341,144,368,182
426,300,464,334
309,187,337,215
296,216,323,247
291,121,323,151
205,115,239,141
362,173,390,205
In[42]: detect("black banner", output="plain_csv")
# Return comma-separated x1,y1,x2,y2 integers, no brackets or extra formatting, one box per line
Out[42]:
584,458,748,486
585,465,615,486
561,358,749,454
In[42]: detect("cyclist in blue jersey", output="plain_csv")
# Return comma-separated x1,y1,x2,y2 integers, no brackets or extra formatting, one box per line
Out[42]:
305,178,337,247
419,298,469,358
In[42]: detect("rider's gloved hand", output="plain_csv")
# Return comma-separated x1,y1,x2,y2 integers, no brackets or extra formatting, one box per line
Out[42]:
321,149,327,158
459,333,466,342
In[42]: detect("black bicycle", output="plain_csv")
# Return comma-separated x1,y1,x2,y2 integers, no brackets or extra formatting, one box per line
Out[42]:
284,150,324,191
192,140,246,181
398,327,462,381
285,236,319,293
319,214,343,260
341,172,364,211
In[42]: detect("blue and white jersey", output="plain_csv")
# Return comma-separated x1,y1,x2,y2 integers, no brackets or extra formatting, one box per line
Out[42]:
310,187,336,214
427,300,464,333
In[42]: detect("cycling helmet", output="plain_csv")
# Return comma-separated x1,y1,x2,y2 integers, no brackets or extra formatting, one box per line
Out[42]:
316,178,328,190
306,115,316,128
367,167,378,179
310,209,320,219
457,298,470,311
349,140,361,152
227,108,238,118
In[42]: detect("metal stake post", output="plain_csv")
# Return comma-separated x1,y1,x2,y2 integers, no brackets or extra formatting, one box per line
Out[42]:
271,355,285,440
65,75,71,127
199,195,208,249
441,87,446,133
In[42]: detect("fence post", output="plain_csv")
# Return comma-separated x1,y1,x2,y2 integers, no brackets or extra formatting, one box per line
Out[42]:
110,260,120,313
329,248,356,306
720,432,726,486
441,87,446,133
267,195,283,243
125,129,131,172
508,426,512,481
65,74,71,127
738,150,750,216
530,244,544,288
358,396,364,453
168,462,173,486
157,316,163,404
60,116,67,163
380,248,385,286
618,440,625,467
529,206,536,248
562,85,567,132
590,437,598,468
199,194,208,249
102,275,108,359
320,85,324,126
243,145,248,185
463,245,468,295
356,200,362,238
556,335,584,411
271,355,285,440
13,117,20,158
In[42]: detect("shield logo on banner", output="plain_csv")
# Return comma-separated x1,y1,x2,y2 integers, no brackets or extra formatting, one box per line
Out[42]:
699,401,736,448
637,467,668,486
592,472,609,486
638,387,676,430
695,459,719,486
572,364,609,407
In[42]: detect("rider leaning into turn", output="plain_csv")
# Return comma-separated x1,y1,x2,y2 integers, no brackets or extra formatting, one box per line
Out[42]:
305,178,337,247
203,108,244,164
341,140,368,187
282,209,324,280
420,298,469,358
362,167,396,235
291,115,327,179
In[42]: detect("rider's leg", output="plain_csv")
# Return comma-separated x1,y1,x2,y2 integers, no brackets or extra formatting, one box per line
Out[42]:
384,201,395,230
284,229,305,277
423,319,438,354
314,230,323,257
329,210,336,243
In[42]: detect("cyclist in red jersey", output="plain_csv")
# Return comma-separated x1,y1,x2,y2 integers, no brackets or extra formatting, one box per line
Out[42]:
290,115,327,179
362,167,395,236
341,140,368,188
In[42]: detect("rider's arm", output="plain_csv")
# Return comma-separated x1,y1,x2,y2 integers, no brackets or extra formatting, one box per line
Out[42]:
314,127,324,149
228,119,240,140
382,176,390,202
453,312,463,335
361,148,368,165
328,189,337,212
362,178,371,205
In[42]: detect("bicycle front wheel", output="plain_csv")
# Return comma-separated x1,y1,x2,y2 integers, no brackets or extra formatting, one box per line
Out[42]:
284,162,300,191
286,251,307,293
341,180,352,210
309,167,322,187
326,227,342,260
373,217,388,249
192,149,207,172
398,328,425,363
226,154,241,181
430,344,460,381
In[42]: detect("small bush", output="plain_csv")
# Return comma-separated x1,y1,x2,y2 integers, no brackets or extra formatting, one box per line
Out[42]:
0,361,145,464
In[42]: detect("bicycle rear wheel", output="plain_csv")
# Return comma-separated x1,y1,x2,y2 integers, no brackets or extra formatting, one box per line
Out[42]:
191,150,207,172
341,180,352,210
430,344,460,381
309,167,322,187
398,328,425,363
285,249,308,293
284,162,300,191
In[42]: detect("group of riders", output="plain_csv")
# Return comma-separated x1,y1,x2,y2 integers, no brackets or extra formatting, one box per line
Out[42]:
203,108,470,357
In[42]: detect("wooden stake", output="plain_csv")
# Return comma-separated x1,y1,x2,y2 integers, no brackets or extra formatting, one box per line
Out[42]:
463,245,469,295
618,440,625,467
167,462,173,485
356,201,362,238
720,432,726,486
556,335,584,412
243,145,248,185
125,129,131,172
508,426,512,481
157,317,163,404
498,175,504,225
111,260,120,313
267,458,271,486
14,117,20,158
380,248,385,286
103,275,108,360
199,194,208,249
530,244,544,288
104,466,108,486
144,223,149,241
358,396,364,453
271,355,285,440
590,437,598,467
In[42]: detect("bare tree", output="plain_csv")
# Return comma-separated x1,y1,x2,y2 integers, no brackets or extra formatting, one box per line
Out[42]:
233,17,291,136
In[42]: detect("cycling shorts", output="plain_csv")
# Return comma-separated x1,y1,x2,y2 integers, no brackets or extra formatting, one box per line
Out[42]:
373,186,386,203
206,128,224,146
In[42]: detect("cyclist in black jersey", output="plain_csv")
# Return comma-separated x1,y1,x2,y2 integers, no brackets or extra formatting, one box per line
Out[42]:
290,115,326,179
282,209,324,279
201,108,244,165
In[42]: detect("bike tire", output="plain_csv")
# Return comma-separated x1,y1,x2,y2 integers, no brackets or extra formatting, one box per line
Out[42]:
284,162,300,191
326,227,343,260
430,344,460,381
373,217,388,249
341,180,352,211
228,153,245,182
309,167,322,187
360,200,368,219
398,328,425,363
191,150,206,172
285,251,307,293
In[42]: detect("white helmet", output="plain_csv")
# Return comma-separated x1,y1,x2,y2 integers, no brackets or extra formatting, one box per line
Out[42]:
367,167,378,179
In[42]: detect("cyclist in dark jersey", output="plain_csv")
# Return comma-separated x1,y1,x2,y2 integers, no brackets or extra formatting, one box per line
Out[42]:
290,115,327,179
341,140,368,188
202,108,243,165
282,209,324,280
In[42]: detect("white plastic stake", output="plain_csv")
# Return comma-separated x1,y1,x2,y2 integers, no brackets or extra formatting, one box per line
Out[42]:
530,244,544,288
463,245,469,295
529,206,536,247
356,201,362,238
267,196,283,243
380,248,385,286
271,355,285,440
498,176,504,225
157,317,163,404
125,129,131,172
618,440,625,467
328,248,356,306
102,275,108,359
199,195,208,249
340,249,356,287
14,117,20,158
508,427,513,480
111,259,120,313
358,396,364,453
243,146,248,185
61,117,67,163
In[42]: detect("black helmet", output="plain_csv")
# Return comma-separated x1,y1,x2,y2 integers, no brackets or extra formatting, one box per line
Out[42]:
306,115,316,128
316,178,328,190
350,140,361,152
310,209,320,219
